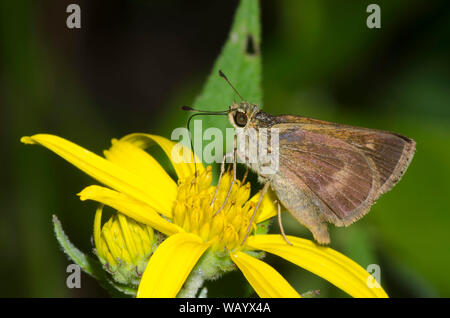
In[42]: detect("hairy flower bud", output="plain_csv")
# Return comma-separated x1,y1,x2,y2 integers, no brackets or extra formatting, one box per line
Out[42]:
93,207,162,286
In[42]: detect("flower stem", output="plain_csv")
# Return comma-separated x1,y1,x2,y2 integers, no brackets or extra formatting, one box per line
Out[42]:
177,270,205,298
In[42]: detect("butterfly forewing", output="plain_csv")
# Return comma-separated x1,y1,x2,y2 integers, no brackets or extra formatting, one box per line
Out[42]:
268,115,415,226
274,115,416,194
275,125,380,225
293,124,415,195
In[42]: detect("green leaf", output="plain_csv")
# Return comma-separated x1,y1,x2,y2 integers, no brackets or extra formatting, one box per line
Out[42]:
190,0,262,158
52,215,136,297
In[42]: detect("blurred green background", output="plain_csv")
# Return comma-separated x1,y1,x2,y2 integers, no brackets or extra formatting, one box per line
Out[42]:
1,0,449,297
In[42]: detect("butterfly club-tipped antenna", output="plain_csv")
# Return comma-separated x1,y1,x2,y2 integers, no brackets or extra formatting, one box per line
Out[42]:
181,105,228,178
218,70,245,101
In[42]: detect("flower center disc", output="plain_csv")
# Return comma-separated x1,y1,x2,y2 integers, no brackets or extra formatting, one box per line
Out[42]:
172,166,257,251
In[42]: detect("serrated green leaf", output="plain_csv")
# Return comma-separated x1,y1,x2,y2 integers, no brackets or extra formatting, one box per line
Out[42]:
190,0,262,158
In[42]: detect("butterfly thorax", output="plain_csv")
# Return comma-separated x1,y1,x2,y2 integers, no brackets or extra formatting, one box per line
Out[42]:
228,101,281,129
227,102,282,182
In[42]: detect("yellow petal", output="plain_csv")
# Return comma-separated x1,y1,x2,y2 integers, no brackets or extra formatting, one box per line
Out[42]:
250,188,278,223
104,138,177,205
137,232,210,298
230,251,301,298
93,204,104,260
246,234,388,298
117,213,139,263
121,133,204,180
21,134,174,215
78,185,182,236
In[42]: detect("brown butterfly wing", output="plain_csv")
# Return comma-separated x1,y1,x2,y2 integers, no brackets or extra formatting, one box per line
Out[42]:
268,116,415,227
275,115,416,195
272,125,380,227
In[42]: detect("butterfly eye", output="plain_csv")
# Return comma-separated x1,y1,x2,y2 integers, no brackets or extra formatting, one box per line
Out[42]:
234,112,248,127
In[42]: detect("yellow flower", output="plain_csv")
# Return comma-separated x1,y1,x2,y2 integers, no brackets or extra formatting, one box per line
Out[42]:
93,205,162,286
21,133,388,298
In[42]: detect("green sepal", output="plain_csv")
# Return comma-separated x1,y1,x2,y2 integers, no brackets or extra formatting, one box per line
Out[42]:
52,214,137,297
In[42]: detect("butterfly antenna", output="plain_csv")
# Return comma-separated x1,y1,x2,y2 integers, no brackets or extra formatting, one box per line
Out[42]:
218,70,245,101
181,106,228,178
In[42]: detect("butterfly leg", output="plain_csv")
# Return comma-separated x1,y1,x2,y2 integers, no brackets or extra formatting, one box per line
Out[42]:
214,135,237,216
241,181,271,245
242,165,249,184
276,201,293,245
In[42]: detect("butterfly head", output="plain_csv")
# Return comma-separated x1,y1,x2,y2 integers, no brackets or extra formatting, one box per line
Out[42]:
228,101,260,129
